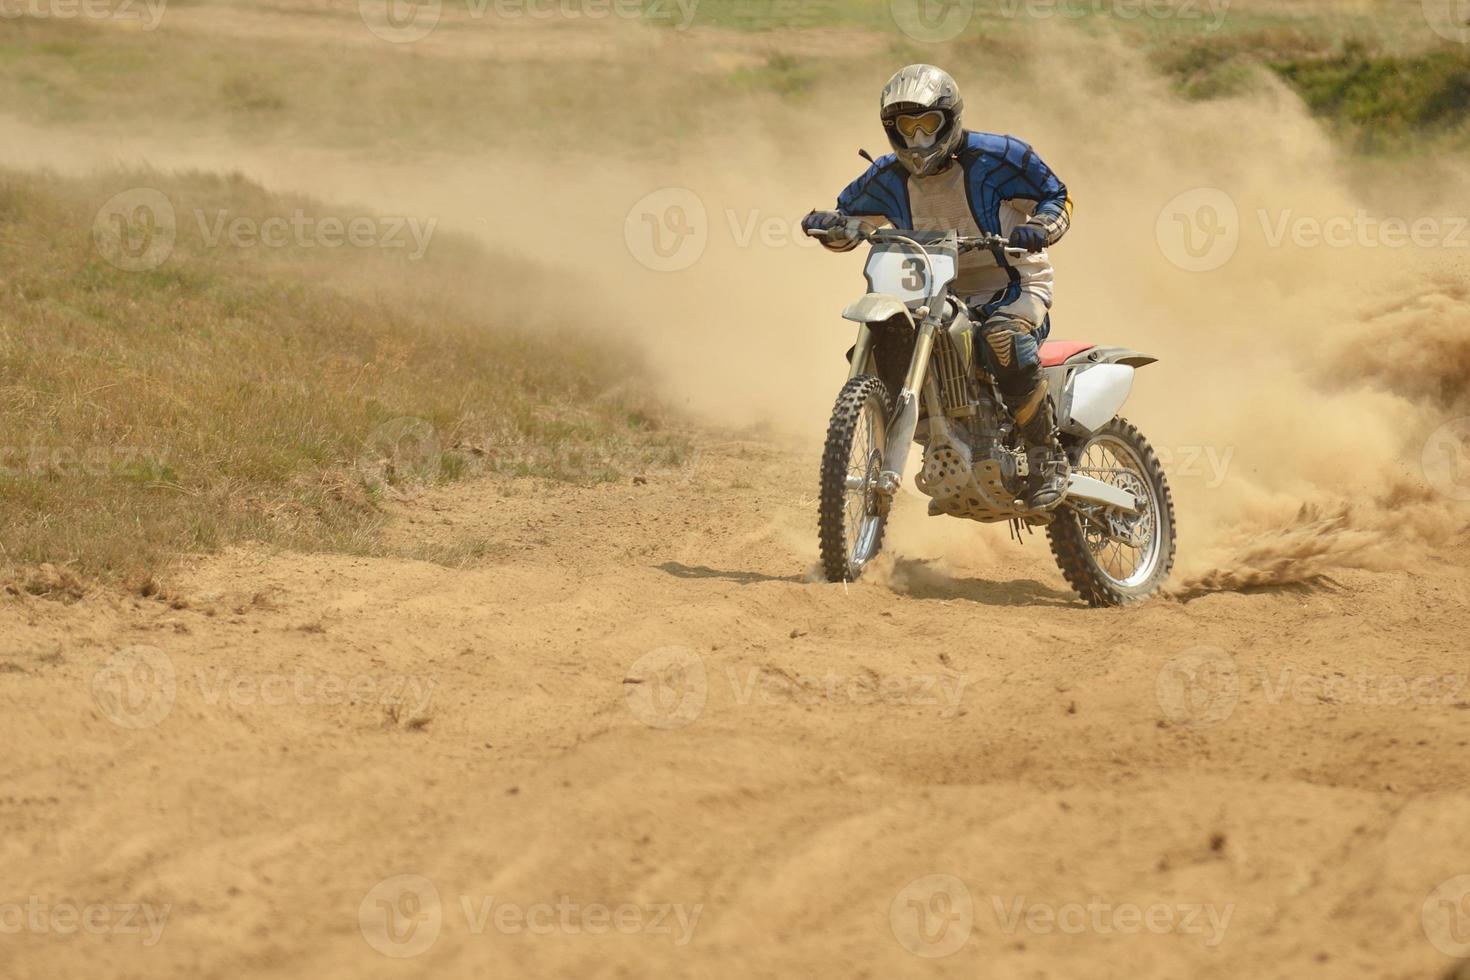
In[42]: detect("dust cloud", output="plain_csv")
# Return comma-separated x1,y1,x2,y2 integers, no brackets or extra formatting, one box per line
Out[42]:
589,25,1470,589
5,18,1466,588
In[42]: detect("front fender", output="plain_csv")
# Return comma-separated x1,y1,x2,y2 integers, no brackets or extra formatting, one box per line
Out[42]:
842,293,916,330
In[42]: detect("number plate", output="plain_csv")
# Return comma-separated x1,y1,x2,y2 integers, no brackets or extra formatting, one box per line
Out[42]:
864,245,957,306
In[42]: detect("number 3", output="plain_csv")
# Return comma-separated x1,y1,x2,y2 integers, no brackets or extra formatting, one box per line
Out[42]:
901,257,926,291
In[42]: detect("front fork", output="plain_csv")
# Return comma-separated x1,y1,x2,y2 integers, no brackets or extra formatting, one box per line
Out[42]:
849,314,941,506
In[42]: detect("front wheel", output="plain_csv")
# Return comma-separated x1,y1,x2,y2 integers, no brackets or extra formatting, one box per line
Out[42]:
1047,417,1176,606
818,375,891,583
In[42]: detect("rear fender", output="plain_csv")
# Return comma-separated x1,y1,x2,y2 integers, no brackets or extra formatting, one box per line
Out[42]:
1044,348,1157,436
1056,363,1135,436
1066,346,1158,368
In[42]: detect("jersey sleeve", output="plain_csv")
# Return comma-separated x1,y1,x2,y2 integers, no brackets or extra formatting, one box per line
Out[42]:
823,156,905,252
998,138,1072,246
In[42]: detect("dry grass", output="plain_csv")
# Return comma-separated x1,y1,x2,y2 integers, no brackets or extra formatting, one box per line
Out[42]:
0,168,687,584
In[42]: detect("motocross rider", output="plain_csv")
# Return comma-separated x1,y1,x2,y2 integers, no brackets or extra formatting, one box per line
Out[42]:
803,64,1074,510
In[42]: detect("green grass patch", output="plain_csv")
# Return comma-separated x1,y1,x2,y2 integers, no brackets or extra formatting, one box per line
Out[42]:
1272,43,1470,153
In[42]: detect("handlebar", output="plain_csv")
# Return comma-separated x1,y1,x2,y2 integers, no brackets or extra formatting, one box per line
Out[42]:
806,214,1029,256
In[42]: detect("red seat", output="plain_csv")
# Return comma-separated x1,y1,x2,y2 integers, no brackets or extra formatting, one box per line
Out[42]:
1039,340,1096,367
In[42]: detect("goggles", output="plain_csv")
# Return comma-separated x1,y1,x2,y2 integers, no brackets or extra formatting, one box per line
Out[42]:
891,110,946,141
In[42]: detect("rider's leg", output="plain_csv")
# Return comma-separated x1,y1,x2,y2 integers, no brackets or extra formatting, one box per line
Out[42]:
977,294,1069,509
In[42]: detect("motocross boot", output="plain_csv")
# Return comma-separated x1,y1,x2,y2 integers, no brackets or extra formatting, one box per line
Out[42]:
1010,380,1069,510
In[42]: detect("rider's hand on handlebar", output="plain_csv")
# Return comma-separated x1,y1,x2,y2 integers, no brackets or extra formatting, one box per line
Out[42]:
1007,223,1048,253
802,209,850,240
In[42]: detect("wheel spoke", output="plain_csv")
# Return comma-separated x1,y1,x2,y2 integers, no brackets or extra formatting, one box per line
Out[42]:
1069,432,1163,589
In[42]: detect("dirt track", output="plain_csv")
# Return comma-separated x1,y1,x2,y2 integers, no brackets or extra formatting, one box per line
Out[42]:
5,9,1470,974
3,431,1469,978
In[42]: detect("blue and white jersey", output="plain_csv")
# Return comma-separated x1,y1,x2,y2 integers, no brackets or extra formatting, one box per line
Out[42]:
828,130,1072,308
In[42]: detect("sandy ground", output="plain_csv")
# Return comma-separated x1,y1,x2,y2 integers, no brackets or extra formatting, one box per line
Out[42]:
5,3,1470,977
2,432,1469,979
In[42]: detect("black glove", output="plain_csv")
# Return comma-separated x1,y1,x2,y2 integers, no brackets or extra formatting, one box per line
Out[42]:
1008,223,1048,253
802,210,847,238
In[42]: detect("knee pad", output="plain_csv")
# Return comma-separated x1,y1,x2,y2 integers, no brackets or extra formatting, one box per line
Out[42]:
982,320,1032,382
983,323,1022,370
984,327,1042,397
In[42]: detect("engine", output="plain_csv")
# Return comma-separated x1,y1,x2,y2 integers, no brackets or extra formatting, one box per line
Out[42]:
914,324,1034,522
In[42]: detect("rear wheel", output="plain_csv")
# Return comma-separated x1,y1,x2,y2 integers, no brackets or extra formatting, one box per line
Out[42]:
1047,417,1176,606
818,375,890,583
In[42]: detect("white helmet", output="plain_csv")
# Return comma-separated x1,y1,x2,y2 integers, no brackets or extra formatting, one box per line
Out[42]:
880,64,965,177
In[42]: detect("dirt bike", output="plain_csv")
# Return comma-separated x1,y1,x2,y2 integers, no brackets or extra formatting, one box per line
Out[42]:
808,218,1175,606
